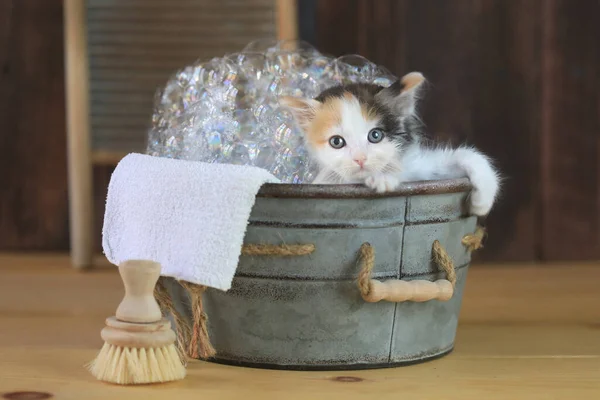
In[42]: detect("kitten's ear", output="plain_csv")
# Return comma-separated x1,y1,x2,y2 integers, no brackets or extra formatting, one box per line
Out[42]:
279,96,320,130
376,72,425,117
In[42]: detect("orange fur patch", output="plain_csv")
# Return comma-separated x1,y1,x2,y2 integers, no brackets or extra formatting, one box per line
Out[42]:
306,98,344,147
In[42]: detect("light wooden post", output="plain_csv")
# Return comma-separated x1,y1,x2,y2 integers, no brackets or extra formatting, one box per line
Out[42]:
276,0,298,41
64,0,93,268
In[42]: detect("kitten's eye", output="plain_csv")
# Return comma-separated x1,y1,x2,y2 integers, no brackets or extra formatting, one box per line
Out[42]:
329,135,346,149
368,129,385,143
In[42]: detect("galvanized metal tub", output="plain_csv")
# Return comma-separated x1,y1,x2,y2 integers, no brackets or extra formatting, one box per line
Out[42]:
166,178,478,370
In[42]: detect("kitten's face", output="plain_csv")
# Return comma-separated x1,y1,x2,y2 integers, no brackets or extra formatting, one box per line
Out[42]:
297,91,401,181
282,72,425,183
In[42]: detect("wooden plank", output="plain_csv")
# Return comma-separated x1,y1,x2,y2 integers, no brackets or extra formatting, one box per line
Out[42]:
466,0,542,261
389,0,407,75
0,256,599,398
0,0,70,251
371,0,394,69
315,0,359,57
276,0,298,41
0,347,598,399
540,0,600,260
64,0,94,268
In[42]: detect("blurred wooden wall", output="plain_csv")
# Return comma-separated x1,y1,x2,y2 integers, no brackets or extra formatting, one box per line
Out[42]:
1,0,599,262
0,0,69,251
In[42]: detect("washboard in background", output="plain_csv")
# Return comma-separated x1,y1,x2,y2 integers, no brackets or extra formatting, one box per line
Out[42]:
64,0,298,268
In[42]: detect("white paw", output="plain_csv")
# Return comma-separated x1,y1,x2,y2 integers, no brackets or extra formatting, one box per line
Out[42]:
469,174,499,216
454,147,500,216
365,174,400,193
469,189,495,216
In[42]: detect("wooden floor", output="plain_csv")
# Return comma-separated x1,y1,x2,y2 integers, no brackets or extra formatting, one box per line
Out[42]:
0,254,599,399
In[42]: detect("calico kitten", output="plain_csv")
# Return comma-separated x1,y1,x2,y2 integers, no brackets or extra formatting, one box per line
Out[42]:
280,72,500,216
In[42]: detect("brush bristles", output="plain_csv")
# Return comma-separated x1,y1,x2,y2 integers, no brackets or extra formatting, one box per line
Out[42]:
88,342,186,384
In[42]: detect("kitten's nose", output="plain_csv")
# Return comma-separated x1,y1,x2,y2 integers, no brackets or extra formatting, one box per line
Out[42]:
353,157,366,168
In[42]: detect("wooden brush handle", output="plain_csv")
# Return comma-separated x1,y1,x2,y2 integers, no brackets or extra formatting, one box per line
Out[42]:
102,317,175,348
362,279,454,303
115,260,162,323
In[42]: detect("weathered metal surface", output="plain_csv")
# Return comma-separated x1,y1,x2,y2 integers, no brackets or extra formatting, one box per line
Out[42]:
204,278,396,366
167,179,477,370
256,178,472,198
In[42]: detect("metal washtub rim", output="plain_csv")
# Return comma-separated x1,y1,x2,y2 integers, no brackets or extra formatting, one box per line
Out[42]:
256,178,472,199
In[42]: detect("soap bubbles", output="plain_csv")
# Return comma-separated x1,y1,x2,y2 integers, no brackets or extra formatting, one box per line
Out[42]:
147,40,397,183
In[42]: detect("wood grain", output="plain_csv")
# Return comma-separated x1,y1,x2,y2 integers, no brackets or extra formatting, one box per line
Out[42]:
315,0,358,57
468,0,542,261
540,0,600,260
276,0,298,41
0,0,69,250
0,254,599,398
64,0,94,268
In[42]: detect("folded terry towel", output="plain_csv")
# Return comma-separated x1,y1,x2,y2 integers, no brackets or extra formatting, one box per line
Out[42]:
102,153,279,290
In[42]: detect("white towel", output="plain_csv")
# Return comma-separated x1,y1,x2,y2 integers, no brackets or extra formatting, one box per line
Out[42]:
102,153,279,290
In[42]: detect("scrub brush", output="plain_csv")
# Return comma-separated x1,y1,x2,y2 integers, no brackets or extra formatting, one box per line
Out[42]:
87,260,186,384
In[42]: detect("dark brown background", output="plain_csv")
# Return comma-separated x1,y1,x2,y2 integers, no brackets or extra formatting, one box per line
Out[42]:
1,0,599,262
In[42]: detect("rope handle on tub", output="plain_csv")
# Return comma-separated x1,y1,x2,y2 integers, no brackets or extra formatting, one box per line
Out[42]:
358,226,486,303
241,243,315,256
239,227,484,258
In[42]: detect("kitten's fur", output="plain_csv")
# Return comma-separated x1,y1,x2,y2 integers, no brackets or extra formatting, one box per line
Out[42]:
280,72,500,216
